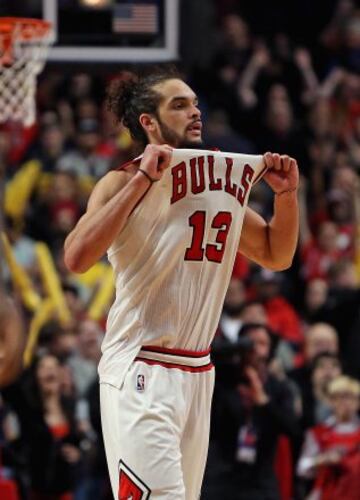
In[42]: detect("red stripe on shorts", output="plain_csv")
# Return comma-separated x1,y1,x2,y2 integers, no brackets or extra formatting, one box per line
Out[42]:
135,357,214,373
141,345,211,358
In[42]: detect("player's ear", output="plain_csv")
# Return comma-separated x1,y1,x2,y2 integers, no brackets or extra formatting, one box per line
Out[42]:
139,113,157,134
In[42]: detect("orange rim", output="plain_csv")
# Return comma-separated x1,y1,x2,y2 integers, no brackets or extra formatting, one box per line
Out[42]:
0,17,52,41
0,18,52,66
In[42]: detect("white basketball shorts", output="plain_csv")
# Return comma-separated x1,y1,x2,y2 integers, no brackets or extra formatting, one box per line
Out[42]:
100,345,215,500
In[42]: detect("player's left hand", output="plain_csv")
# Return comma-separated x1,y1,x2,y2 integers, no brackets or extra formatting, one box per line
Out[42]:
263,152,299,194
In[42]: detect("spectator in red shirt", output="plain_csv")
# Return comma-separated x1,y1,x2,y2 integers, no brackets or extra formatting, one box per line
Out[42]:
299,176,344,282
253,269,303,344
297,375,360,500
300,221,344,281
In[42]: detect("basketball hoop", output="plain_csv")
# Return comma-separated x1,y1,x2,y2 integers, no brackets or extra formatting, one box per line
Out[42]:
0,18,54,127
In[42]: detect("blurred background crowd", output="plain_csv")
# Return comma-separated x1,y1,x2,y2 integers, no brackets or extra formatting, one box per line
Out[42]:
1,0,360,499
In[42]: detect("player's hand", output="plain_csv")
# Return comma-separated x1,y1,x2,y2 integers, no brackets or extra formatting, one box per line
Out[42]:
263,152,299,194
138,144,172,182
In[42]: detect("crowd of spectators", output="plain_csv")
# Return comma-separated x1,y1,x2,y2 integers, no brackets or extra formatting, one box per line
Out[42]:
1,0,360,499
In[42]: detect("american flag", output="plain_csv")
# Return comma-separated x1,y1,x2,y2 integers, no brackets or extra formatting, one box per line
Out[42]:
112,2,158,34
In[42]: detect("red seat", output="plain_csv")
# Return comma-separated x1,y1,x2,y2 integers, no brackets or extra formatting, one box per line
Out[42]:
0,478,20,500
274,435,293,500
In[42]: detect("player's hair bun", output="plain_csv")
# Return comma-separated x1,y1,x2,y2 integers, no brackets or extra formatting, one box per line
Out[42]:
106,72,139,123
105,64,181,145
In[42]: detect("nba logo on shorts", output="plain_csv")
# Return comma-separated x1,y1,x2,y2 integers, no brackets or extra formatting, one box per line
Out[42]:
136,374,145,392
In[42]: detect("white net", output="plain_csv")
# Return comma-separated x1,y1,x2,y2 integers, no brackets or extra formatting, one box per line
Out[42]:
0,19,53,127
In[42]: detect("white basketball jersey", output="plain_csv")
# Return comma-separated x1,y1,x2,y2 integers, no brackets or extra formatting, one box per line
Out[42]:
98,148,266,387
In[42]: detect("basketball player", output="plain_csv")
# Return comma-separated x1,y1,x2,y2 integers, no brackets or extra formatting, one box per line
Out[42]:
64,68,299,500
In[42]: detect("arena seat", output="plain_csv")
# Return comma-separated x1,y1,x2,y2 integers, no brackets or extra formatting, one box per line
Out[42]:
0,478,20,500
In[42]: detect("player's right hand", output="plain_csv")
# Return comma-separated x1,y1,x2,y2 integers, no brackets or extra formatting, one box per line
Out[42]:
139,144,173,182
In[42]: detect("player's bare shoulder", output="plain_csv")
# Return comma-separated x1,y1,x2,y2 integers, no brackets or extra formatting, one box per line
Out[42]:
87,164,137,212
64,162,138,255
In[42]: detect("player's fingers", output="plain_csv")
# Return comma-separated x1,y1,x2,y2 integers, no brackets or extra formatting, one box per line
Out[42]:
263,152,274,168
159,146,173,160
160,145,173,158
143,144,161,164
158,143,172,153
289,158,297,169
281,155,291,172
157,146,172,170
272,153,281,170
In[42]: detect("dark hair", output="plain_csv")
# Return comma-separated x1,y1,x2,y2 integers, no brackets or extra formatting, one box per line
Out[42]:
310,352,341,374
238,299,265,314
328,259,353,282
62,282,79,297
24,352,77,424
106,65,181,146
238,322,272,338
238,322,279,359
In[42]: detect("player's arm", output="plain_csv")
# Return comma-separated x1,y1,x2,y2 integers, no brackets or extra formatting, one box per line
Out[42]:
64,144,172,273
239,153,299,271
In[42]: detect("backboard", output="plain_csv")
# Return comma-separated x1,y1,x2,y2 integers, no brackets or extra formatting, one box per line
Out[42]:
0,0,179,62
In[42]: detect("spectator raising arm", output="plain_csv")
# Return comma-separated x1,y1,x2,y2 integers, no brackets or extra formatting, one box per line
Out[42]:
237,45,270,109
293,48,319,105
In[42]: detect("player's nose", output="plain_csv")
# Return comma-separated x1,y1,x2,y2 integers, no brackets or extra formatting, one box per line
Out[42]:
190,103,201,119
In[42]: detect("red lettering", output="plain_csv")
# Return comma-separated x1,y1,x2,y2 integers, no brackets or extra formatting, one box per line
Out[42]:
185,210,233,264
208,155,222,191
171,157,254,206
224,158,237,197
190,156,206,194
206,212,233,263
184,211,206,261
119,471,143,500
171,161,187,204
237,164,254,206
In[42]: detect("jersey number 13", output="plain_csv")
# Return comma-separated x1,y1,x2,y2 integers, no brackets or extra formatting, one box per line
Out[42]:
185,210,232,264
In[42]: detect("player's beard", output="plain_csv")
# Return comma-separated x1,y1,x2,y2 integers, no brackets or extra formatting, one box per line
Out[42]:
157,117,203,149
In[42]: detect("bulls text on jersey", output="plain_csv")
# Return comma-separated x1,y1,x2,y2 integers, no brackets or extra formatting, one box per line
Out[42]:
171,155,254,206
